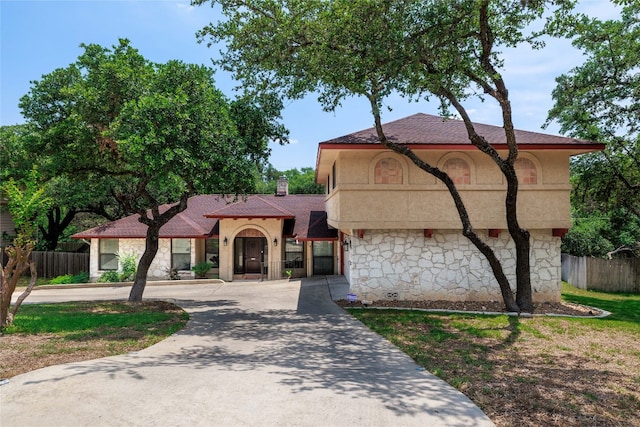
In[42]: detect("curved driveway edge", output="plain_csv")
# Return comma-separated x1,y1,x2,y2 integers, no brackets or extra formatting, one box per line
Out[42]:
1,277,494,427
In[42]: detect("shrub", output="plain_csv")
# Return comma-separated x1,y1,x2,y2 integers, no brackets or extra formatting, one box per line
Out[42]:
191,261,213,278
71,271,89,283
119,253,137,281
98,271,121,283
49,274,73,285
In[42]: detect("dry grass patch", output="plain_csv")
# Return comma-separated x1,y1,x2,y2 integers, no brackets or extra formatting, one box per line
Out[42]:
0,300,188,379
348,285,640,427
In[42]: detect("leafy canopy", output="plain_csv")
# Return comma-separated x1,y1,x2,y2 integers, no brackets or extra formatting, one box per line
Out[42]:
546,0,640,254
19,39,284,219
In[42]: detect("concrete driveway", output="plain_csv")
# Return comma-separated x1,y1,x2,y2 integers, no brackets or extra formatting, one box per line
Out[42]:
1,277,494,427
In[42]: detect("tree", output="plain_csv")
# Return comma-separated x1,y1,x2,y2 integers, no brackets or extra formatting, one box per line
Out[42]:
253,165,324,194
546,0,640,255
195,0,571,311
1,125,124,252
0,168,52,328
19,40,287,302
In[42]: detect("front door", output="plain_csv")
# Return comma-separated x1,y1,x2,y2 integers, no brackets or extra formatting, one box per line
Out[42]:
244,237,263,273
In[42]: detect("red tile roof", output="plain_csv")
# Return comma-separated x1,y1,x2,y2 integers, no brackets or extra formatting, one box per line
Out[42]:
319,113,603,148
72,194,337,240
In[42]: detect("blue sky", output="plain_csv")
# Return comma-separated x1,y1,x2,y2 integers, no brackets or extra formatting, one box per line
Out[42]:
1,0,615,170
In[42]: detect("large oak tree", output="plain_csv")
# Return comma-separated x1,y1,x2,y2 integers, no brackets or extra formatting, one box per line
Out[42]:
19,40,287,301
194,0,573,312
0,124,124,250
546,0,640,256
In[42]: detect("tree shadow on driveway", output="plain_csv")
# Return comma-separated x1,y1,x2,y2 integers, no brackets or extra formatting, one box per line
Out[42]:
8,281,492,426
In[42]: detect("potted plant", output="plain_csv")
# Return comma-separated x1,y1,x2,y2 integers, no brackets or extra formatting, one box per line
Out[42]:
191,261,214,279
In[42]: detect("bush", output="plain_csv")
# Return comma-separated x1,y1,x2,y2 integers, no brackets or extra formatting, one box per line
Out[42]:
119,253,137,281
191,261,213,278
49,272,90,284
98,271,121,283
71,271,89,283
49,274,73,285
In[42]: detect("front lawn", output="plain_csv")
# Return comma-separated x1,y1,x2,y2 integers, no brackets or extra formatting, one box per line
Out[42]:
0,301,188,379
348,284,640,427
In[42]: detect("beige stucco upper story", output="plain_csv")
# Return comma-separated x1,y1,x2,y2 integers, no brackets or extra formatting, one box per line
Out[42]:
315,114,604,232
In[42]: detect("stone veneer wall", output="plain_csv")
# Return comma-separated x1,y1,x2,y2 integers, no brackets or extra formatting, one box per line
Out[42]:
347,229,561,303
90,238,195,281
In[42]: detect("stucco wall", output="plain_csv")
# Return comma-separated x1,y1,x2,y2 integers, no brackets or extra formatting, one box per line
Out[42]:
218,218,283,281
323,149,573,230
347,229,561,303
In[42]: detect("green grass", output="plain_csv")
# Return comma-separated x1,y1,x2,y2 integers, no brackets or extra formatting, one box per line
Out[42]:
1,300,188,379
561,282,640,324
2,301,188,338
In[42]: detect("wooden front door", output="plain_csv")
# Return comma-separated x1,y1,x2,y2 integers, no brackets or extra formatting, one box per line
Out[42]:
244,237,263,273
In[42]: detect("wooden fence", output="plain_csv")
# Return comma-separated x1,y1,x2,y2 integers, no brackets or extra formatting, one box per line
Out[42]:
1,248,89,278
561,253,640,293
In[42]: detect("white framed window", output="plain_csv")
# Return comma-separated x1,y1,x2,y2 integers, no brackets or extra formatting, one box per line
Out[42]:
99,239,118,271
172,238,191,270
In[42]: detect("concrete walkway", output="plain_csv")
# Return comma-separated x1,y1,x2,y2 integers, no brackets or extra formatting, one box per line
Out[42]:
1,277,494,427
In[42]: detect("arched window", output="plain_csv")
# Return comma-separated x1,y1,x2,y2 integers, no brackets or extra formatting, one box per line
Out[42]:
443,158,470,185
374,158,403,184
515,157,537,184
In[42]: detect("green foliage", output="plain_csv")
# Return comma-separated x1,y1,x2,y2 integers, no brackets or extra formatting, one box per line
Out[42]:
254,164,323,194
562,215,615,257
191,261,213,277
48,274,73,284
2,301,188,336
1,167,52,246
547,2,640,251
98,271,121,283
118,253,137,281
48,272,89,285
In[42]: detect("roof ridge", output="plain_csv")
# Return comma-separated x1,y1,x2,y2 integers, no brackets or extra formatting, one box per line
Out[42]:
255,195,295,217
175,210,208,235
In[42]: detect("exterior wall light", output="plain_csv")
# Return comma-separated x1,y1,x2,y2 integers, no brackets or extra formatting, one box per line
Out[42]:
223,237,228,246
273,238,278,247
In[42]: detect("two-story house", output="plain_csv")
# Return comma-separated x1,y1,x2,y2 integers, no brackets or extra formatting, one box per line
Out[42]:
75,113,603,302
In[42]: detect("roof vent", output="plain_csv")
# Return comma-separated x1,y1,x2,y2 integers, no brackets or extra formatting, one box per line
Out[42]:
276,176,289,196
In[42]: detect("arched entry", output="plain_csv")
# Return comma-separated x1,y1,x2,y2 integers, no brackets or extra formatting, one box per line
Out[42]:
233,228,268,275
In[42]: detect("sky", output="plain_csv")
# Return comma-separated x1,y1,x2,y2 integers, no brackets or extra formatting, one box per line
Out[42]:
1,0,618,171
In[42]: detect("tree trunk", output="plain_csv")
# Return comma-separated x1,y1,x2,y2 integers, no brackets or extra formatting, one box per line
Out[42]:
128,223,161,302
1,244,34,328
40,207,77,251
9,261,38,324
367,100,520,312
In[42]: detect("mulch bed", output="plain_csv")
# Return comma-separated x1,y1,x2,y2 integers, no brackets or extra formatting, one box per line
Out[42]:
335,299,604,316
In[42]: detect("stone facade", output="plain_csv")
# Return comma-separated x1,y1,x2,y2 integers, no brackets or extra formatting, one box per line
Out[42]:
89,238,196,281
347,229,561,302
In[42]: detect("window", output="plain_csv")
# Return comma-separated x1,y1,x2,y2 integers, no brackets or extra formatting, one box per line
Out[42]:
515,158,537,184
374,158,403,184
99,239,118,271
172,238,191,270
312,241,334,275
284,238,304,268
332,162,336,189
443,158,471,185
205,238,219,268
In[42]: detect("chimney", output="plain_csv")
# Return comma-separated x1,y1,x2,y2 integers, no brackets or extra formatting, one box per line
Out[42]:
276,176,289,196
